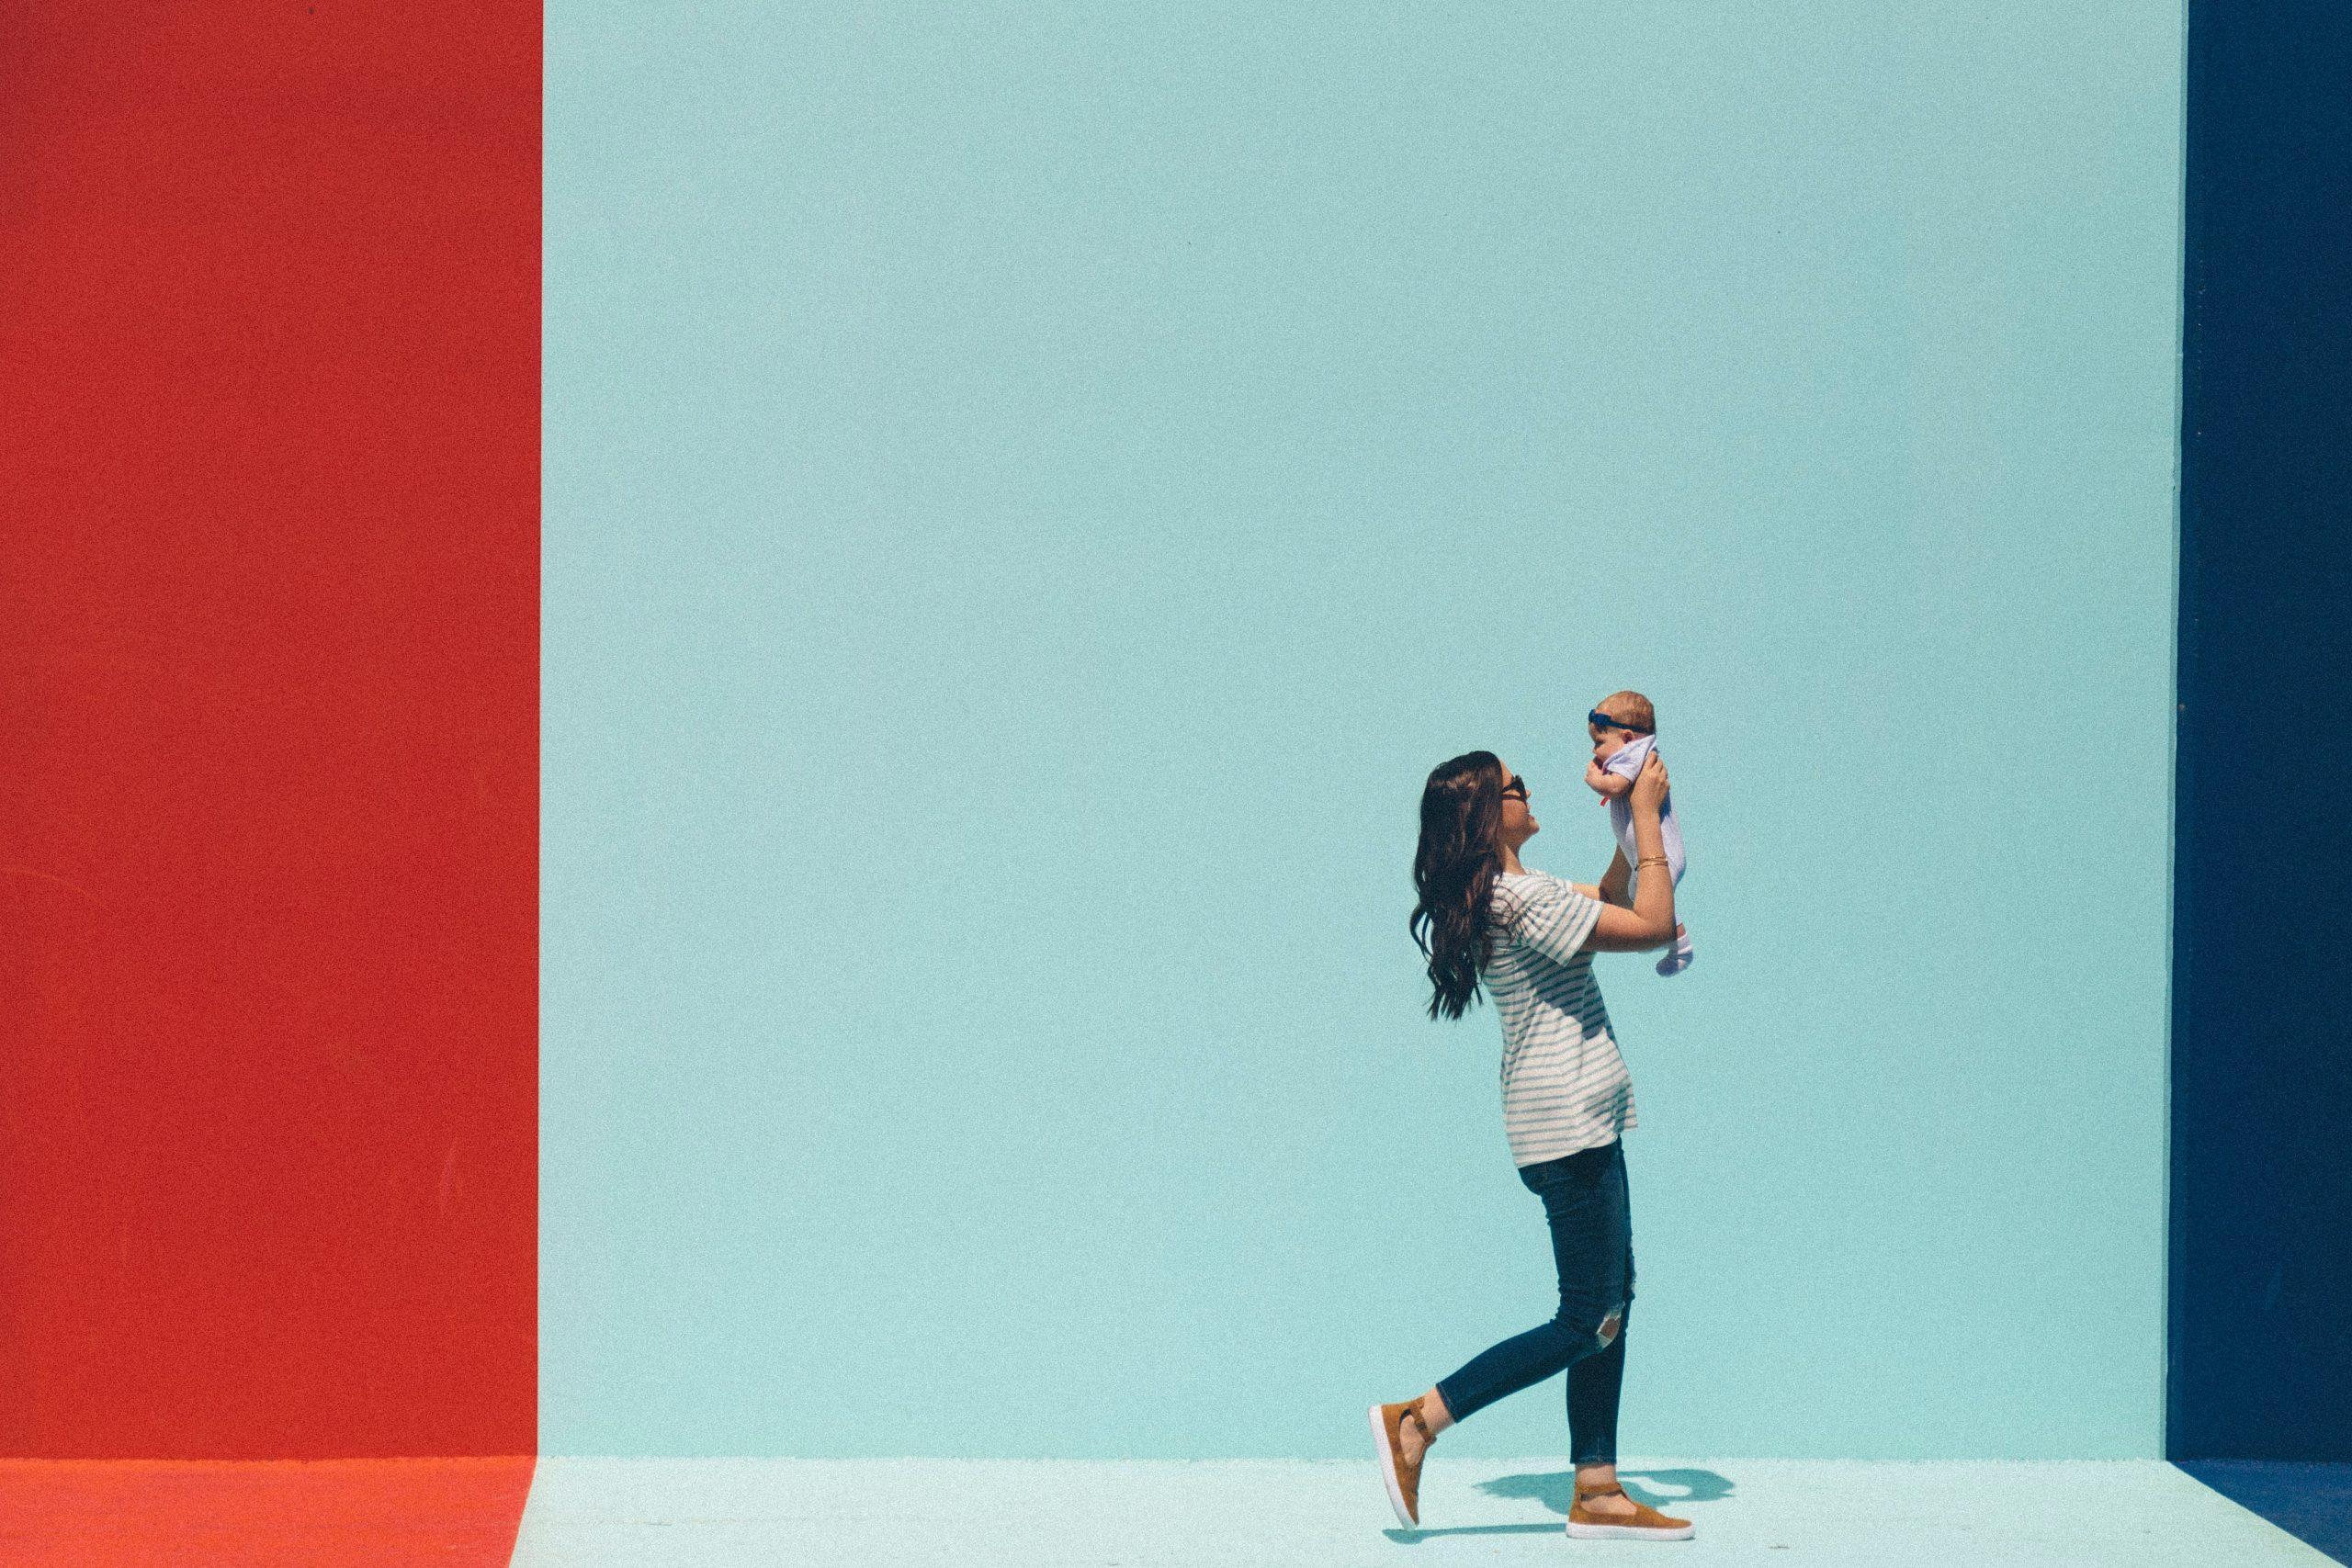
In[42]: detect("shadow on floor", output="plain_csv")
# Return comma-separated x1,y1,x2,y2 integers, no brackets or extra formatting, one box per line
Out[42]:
2176,1461,2352,1567
1478,1465,1736,1516
1384,1467,1735,1542
1383,1521,1562,1543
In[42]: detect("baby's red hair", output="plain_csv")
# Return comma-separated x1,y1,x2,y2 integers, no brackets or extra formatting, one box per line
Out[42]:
1594,690,1657,733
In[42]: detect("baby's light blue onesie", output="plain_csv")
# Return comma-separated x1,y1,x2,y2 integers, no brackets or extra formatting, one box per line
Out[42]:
1604,733,1694,976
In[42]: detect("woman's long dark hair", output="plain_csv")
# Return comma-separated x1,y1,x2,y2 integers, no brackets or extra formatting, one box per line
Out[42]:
1410,750,1508,1021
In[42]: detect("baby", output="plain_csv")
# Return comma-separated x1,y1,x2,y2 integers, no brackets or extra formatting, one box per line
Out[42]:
1583,691,1694,976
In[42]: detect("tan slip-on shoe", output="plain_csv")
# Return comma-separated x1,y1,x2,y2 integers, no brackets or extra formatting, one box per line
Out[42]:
1566,1483,1695,1541
1367,1400,1430,1527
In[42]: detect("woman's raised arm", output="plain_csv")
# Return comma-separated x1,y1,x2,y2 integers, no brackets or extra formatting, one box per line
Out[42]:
1596,848,1632,908
1584,754,1676,952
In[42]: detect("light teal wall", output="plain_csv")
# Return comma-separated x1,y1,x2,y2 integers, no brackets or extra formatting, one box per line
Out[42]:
545,4,2182,1458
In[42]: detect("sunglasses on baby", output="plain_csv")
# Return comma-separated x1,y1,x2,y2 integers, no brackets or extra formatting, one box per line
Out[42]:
1588,708,1654,736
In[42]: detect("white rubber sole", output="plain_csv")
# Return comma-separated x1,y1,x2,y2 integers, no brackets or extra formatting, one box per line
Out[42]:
1565,1518,1696,1541
1366,1404,1417,1529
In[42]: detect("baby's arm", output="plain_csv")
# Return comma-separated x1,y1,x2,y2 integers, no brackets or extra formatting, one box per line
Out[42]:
1585,760,1634,797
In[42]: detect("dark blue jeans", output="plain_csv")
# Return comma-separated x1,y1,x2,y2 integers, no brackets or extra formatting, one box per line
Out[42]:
1433,1139,1634,1465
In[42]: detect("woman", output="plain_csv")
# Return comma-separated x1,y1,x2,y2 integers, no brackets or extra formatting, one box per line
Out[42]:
1370,749,1693,1542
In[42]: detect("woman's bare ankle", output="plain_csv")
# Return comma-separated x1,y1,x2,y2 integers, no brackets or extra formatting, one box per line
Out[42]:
1575,1464,1632,1513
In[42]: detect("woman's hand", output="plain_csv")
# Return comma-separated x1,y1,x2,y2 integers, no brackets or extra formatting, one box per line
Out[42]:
1630,751,1669,814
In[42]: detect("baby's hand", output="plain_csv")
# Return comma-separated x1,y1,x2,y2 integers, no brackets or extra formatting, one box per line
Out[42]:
1585,760,1632,798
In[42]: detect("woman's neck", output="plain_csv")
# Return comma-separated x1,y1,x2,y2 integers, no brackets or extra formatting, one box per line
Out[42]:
1500,843,1529,876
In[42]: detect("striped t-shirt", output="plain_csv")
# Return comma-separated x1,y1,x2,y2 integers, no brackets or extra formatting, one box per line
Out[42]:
1484,870,1636,1167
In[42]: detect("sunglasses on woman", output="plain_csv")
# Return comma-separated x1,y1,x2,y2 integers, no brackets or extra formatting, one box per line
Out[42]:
1500,778,1530,802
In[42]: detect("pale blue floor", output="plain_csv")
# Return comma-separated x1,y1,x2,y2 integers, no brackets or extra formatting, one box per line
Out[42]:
509,1458,2338,1567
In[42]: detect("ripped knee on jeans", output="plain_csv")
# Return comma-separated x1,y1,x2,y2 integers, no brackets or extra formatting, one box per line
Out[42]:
1596,1308,1623,1348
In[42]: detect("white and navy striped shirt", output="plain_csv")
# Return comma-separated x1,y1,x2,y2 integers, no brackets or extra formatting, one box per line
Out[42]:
1484,871,1635,1167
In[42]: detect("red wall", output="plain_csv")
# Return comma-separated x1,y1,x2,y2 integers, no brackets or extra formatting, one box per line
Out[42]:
0,3,537,1457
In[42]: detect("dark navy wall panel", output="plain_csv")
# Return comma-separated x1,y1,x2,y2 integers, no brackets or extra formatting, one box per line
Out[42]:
2172,0,2352,1461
